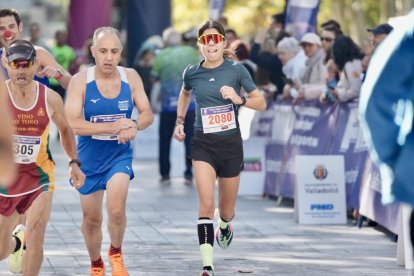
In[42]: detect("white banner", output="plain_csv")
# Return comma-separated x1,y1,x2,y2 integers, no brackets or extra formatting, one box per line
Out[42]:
295,155,346,224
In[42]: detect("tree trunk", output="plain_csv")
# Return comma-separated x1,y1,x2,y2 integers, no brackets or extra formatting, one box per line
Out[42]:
402,0,414,14
381,0,396,21
351,0,366,45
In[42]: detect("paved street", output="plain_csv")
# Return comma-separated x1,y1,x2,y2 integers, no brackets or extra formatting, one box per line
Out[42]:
0,133,412,276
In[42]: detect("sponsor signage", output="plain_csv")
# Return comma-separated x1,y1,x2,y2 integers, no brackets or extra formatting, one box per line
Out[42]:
295,155,346,224
243,158,262,172
239,138,267,196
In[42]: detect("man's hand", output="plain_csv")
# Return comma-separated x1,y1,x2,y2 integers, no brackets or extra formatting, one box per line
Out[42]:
117,127,137,144
37,66,63,79
173,124,185,142
112,118,136,134
70,164,86,190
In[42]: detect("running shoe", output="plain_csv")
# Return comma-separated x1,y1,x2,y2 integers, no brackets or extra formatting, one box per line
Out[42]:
200,267,214,276
184,176,193,185
90,263,105,276
108,251,128,276
160,176,171,184
8,224,26,274
215,224,234,249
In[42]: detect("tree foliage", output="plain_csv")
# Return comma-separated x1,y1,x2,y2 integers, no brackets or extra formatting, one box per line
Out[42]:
172,0,414,45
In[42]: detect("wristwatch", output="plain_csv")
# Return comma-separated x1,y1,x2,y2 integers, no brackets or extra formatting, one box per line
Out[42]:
69,159,81,167
239,96,247,106
56,68,63,80
132,119,139,130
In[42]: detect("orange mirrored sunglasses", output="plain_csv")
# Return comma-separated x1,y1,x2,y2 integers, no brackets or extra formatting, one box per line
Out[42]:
8,60,34,69
198,33,225,45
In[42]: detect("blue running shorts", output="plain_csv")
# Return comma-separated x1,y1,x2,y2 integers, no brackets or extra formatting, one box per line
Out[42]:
72,159,134,195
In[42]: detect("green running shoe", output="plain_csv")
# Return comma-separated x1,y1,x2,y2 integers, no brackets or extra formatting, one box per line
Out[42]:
8,224,26,274
215,224,234,249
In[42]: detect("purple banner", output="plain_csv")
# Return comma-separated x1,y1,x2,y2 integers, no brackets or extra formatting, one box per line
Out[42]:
264,100,336,198
329,102,369,209
285,0,320,40
250,102,277,138
261,99,399,233
264,143,291,196
67,0,114,50
359,151,399,234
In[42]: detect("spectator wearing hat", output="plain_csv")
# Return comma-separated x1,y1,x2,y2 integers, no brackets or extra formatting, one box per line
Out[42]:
285,33,326,100
360,9,414,254
361,23,394,83
299,33,326,84
367,23,393,49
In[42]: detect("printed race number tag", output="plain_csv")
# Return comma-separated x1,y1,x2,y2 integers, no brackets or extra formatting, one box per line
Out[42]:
201,104,236,133
90,114,125,140
14,135,41,164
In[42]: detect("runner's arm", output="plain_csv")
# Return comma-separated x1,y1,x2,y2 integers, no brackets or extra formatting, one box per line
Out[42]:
48,89,85,188
36,47,72,89
47,89,79,161
177,88,192,118
243,89,267,111
173,87,192,142
65,72,135,136
0,82,16,185
127,68,154,130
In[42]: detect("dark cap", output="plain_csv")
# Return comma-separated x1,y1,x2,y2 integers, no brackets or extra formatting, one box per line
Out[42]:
6,40,36,62
367,23,393,35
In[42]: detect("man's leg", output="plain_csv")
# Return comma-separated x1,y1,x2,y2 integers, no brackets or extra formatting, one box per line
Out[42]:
106,173,130,274
158,112,176,181
22,191,53,276
106,173,130,248
80,190,105,262
184,111,195,179
0,211,19,260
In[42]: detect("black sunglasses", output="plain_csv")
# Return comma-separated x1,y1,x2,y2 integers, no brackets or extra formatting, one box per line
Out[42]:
321,37,334,42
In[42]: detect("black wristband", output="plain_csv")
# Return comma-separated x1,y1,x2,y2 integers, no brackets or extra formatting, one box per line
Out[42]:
239,96,247,106
69,159,81,167
132,119,139,130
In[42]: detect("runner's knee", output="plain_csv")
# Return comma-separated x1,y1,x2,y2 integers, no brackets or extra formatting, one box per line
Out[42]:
82,214,102,233
219,210,235,222
107,209,125,225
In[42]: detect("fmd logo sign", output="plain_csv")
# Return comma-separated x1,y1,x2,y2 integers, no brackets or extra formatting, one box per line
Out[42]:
310,204,334,211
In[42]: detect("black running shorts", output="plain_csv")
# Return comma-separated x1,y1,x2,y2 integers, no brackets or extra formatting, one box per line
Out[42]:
191,130,244,178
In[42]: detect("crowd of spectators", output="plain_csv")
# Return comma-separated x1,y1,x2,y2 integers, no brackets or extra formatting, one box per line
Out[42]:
24,14,395,186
